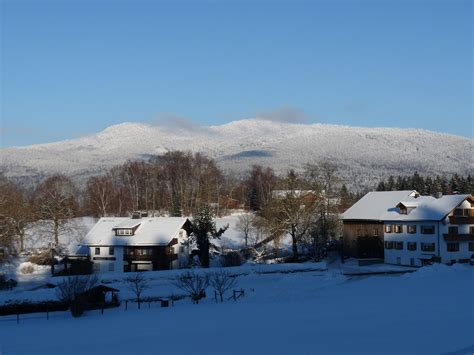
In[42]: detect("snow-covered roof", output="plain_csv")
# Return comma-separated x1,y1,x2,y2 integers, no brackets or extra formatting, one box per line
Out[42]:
381,194,471,221
113,220,142,229
81,217,190,246
342,190,418,221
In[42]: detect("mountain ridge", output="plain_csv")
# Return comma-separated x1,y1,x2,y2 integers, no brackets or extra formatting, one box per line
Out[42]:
1,118,472,189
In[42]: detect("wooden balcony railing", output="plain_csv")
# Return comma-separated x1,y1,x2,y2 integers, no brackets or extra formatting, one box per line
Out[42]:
123,254,178,262
448,216,474,225
443,233,474,242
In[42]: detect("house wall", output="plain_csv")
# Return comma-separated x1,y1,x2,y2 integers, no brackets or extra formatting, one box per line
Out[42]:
384,222,438,267
342,221,384,258
439,200,474,263
175,228,190,268
90,246,124,273
384,201,474,266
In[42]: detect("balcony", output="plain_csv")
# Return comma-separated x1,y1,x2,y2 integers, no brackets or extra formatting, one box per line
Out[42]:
443,233,474,242
448,216,474,224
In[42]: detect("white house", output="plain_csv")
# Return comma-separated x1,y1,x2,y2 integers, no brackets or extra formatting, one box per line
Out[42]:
382,194,474,266
80,215,192,273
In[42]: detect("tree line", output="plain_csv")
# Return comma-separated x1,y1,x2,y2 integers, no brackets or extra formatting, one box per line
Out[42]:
2,151,470,262
376,172,473,195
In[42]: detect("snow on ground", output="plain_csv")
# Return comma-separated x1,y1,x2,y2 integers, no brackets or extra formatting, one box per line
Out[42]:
0,262,473,354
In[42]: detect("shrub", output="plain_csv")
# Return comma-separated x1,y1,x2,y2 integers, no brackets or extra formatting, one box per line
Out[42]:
0,300,68,316
173,271,209,304
240,247,258,261
56,275,99,304
220,251,243,267
20,263,35,274
70,298,86,317
28,252,56,266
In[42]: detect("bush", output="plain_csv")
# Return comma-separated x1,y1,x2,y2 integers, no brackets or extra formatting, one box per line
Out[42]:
0,274,17,290
0,300,68,316
220,251,243,267
70,298,86,317
28,252,56,266
20,263,35,274
240,247,258,261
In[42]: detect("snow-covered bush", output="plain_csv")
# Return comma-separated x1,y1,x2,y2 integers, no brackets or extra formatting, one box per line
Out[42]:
20,262,35,274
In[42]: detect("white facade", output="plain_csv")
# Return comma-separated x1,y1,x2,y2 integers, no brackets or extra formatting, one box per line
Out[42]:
81,217,192,273
384,198,474,266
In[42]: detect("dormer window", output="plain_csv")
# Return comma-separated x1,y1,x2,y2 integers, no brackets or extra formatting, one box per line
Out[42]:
116,228,133,236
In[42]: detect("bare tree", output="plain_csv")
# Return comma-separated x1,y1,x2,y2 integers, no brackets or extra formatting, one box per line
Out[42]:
267,170,320,261
56,274,99,304
0,175,33,253
125,272,149,309
209,270,237,302
235,213,255,247
173,271,209,304
85,175,115,217
33,175,78,247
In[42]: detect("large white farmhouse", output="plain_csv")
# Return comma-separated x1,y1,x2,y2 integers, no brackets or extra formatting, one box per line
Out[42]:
382,194,473,266
80,214,192,273
343,192,474,266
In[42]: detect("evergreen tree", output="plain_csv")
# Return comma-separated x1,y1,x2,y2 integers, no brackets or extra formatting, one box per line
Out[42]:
189,205,228,268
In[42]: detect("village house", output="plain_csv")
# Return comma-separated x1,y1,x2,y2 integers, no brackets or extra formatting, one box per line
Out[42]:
381,194,474,266
342,190,419,258
79,213,192,273
342,191,474,266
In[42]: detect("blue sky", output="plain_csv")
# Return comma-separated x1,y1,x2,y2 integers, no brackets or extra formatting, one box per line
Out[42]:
1,0,472,146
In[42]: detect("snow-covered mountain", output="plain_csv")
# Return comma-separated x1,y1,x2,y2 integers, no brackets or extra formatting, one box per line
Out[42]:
1,119,472,188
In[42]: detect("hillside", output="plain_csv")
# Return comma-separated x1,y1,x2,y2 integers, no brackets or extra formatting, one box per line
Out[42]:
1,119,472,188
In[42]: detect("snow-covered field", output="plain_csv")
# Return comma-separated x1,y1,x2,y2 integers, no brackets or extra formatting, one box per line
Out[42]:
1,262,473,355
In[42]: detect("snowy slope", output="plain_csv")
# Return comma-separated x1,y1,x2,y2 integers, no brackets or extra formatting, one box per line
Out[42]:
0,263,472,354
1,119,472,188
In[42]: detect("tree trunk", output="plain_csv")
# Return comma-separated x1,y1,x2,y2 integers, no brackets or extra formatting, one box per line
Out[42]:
291,234,298,262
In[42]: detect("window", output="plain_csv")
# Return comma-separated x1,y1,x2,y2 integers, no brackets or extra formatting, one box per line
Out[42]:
421,243,435,252
108,263,115,272
394,225,403,233
447,243,459,252
469,243,474,252
453,209,470,217
109,247,114,256
384,241,394,249
373,228,379,237
448,226,458,235
116,229,132,236
385,225,392,233
407,242,417,251
395,241,403,250
470,226,474,234
399,207,407,215
421,225,435,234
407,225,417,234
95,247,100,255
